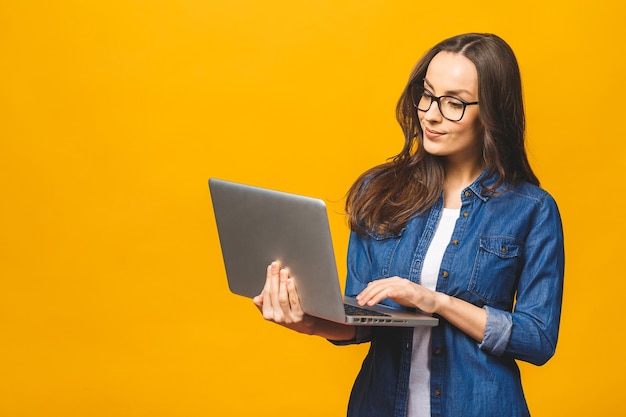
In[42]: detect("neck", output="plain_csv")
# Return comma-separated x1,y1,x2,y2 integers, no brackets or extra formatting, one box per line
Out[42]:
442,157,485,209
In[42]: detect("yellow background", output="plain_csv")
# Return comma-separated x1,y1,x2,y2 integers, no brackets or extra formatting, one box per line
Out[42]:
1,1,624,416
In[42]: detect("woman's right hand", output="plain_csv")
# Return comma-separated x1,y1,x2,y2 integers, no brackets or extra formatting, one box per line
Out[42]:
253,261,358,341
253,261,316,334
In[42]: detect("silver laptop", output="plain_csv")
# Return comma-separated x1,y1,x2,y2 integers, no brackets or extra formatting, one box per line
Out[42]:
209,178,438,327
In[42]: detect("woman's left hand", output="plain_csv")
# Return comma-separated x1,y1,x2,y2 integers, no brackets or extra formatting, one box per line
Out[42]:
355,277,442,314
357,276,487,342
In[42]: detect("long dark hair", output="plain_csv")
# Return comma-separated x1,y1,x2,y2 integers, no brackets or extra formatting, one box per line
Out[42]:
346,33,539,235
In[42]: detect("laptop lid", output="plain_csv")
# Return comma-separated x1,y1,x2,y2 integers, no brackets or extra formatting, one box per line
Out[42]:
209,178,438,327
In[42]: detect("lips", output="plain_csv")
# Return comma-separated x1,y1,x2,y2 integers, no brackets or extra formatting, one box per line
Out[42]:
423,126,444,139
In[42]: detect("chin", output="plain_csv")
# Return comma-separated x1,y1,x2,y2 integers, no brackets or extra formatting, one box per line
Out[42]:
422,142,447,157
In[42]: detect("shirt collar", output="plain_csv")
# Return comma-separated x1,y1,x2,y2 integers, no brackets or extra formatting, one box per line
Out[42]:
466,168,504,202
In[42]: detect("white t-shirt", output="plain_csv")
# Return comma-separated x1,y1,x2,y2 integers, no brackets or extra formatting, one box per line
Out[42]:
407,208,459,417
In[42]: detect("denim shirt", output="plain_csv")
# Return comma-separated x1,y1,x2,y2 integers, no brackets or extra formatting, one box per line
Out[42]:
333,171,565,417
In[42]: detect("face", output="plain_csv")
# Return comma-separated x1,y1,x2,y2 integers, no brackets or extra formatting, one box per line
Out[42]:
418,51,483,163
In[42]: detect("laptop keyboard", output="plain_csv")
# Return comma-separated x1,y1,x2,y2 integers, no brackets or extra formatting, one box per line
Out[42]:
344,304,390,317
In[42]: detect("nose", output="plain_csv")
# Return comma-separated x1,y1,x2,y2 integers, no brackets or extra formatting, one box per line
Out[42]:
423,99,443,122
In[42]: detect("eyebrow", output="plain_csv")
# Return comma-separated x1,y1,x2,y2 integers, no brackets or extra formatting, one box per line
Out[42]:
423,78,474,97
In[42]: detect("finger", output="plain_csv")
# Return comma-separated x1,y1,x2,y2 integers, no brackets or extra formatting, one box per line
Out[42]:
277,268,291,312
364,287,394,306
261,263,273,293
356,286,384,306
253,293,264,308
356,279,388,304
270,263,290,322
259,262,276,306
363,279,424,308
267,261,281,299
358,281,401,306
263,262,281,319
286,278,304,317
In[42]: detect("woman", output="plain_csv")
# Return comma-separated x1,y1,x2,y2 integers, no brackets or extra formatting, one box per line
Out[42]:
254,33,564,417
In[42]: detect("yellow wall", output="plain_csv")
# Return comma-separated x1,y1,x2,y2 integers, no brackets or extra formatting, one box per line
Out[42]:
1,1,624,415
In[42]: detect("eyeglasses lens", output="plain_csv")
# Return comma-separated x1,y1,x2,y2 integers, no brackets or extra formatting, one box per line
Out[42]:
411,88,465,122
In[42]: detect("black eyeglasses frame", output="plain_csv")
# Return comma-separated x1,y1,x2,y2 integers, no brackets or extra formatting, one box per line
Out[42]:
409,85,479,122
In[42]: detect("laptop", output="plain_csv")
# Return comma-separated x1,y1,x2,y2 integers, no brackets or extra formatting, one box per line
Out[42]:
208,178,438,327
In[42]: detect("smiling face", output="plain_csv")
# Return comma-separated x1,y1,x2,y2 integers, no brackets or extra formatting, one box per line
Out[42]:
419,51,483,164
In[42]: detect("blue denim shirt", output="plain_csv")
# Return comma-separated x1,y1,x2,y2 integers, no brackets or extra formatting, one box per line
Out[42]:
334,171,565,417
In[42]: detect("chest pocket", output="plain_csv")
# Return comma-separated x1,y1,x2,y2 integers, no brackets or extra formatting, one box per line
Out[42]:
468,236,522,306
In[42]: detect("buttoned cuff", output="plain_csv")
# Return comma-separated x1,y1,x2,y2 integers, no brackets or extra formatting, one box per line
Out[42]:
328,326,373,346
478,306,512,357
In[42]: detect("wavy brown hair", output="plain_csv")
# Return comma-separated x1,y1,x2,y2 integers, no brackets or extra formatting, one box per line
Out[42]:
346,33,539,235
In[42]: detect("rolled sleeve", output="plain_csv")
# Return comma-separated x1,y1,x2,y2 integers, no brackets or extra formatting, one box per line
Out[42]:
478,306,512,356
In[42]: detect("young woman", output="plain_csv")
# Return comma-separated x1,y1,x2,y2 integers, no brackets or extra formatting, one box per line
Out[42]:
254,33,565,417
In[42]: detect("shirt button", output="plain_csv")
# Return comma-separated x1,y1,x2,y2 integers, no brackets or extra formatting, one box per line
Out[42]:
464,191,471,197
434,347,442,355
441,271,449,278
462,212,469,217
452,239,459,245
435,389,441,396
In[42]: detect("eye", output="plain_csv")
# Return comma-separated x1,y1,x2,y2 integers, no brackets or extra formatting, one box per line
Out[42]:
442,97,464,109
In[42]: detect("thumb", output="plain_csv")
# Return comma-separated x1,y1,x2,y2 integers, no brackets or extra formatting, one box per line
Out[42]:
253,294,264,307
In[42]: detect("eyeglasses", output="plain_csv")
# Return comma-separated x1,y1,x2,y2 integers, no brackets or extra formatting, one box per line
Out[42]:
410,86,478,122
